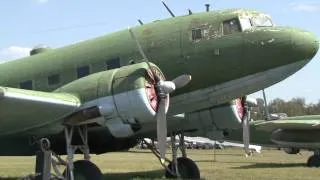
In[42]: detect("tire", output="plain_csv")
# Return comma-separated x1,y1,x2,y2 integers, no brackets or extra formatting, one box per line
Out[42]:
283,148,300,154
165,157,200,179
307,155,320,167
63,160,102,180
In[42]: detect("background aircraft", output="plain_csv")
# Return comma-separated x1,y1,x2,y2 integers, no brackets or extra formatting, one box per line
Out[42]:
222,115,320,167
0,2,319,180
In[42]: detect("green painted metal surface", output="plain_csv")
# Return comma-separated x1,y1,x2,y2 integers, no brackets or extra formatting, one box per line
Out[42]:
0,9,318,155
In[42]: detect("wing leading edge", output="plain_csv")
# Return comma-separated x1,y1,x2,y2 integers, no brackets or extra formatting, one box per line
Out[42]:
255,116,320,132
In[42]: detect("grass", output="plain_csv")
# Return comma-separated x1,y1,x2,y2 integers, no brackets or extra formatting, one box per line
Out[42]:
0,148,320,179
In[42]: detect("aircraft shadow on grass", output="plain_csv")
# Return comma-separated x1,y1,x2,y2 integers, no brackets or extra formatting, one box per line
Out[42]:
232,162,307,169
0,170,164,180
102,169,164,180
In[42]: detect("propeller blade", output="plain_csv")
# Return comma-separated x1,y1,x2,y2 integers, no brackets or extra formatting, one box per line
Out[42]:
128,27,160,82
128,27,148,61
242,114,250,155
156,98,167,161
242,97,251,156
172,74,192,89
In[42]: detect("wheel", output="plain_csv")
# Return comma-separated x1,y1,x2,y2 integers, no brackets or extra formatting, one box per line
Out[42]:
283,148,300,154
307,155,320,167
165,157,200,179
63,160,102,180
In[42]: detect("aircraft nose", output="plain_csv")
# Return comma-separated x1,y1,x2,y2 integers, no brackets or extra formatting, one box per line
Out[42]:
291,30,319,61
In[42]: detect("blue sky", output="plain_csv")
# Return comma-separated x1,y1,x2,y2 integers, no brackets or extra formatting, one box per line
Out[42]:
0,0,319,103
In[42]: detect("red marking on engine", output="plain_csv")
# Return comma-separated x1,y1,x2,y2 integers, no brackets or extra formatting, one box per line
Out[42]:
235,98,245,120
145,68,168,112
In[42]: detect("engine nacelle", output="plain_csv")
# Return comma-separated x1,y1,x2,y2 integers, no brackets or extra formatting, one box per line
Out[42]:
184,98,246,140
56,63,164,138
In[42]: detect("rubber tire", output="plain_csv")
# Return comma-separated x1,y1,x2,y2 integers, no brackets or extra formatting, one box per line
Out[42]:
307,155,320,167
63,160,102,180
165,157,200,179
283,148,300,154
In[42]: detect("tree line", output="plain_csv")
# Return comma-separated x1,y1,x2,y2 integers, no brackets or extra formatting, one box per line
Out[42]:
251,97,320,120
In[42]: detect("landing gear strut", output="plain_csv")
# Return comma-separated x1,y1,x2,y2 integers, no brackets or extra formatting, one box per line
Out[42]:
144,132,200,179
307,150,320,167
34,125,102,180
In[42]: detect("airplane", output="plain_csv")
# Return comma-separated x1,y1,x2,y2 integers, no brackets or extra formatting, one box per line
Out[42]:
0,3,319,179
222,115,320,167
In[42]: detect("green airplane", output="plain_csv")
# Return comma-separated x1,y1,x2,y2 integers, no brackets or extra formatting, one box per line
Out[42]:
0,7,318,179
222,115,320,168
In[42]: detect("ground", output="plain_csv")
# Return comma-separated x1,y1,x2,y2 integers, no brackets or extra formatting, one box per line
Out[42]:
0,148,320,180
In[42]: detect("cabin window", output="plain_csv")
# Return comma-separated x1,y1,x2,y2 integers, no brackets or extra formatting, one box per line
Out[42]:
192,29,202,40
106,57,120,70
223,18,241,35
20,80,33,90
77,66,90,78
48,74,60,85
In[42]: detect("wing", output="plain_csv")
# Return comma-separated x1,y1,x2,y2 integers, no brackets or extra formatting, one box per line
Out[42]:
255,116,320,132
0,87,80,136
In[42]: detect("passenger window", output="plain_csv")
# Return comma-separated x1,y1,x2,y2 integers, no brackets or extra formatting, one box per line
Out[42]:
20,80,33,90
48,74,60,85
106,57,120,70
223,18,241,35
77,66,90,78
192,29,202,40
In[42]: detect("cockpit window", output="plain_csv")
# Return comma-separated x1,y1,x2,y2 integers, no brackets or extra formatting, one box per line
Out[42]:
223,18,241,35
239,17,252,31
251,16,273,27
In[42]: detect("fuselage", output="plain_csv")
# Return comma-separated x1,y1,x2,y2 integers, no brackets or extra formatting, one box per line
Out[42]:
0,9,317,96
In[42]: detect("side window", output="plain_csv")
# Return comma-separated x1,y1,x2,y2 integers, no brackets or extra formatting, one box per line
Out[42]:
20,80,33,90
223,18,241,35
192,29,202,40
48,74,60,85
77,66,90,78
106,57,120,70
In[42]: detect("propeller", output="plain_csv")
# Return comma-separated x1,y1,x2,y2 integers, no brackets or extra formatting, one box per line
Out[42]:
242,97,258,156
262,89,270,120
128,27,191,162
241,96,251,156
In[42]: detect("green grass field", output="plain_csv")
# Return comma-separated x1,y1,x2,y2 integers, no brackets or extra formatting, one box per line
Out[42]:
1,148,320,180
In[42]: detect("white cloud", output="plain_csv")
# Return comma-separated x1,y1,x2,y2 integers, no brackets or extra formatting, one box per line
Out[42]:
290,1,320,12
37,0,49,4
0,46,31,63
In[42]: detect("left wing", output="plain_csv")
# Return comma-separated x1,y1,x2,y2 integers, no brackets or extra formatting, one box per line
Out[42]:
0,87,80,136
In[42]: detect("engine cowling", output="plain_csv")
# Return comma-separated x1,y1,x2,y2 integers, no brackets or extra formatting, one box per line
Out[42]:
56,63,166,138
184,97,246,139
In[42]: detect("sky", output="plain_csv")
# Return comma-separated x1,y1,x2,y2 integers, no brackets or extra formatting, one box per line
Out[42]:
0,0,319,103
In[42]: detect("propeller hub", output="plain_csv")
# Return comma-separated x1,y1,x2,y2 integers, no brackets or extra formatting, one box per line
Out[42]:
157,81,176,95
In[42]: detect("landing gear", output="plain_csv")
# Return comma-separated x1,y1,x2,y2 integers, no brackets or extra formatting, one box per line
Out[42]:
307,151,320,167
165,157,200,179
144,132,200,179
64,160,102,180
283,147,300,154
34,125,102,180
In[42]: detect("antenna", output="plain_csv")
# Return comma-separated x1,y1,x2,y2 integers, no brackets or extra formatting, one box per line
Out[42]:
188,9,193,15
161,1,175,17
138,19,144,25
205,4,210,12
262,89,270,120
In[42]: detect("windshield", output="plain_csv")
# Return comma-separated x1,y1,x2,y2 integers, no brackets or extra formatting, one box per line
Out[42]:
239,17,252,31
251,16,273,27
